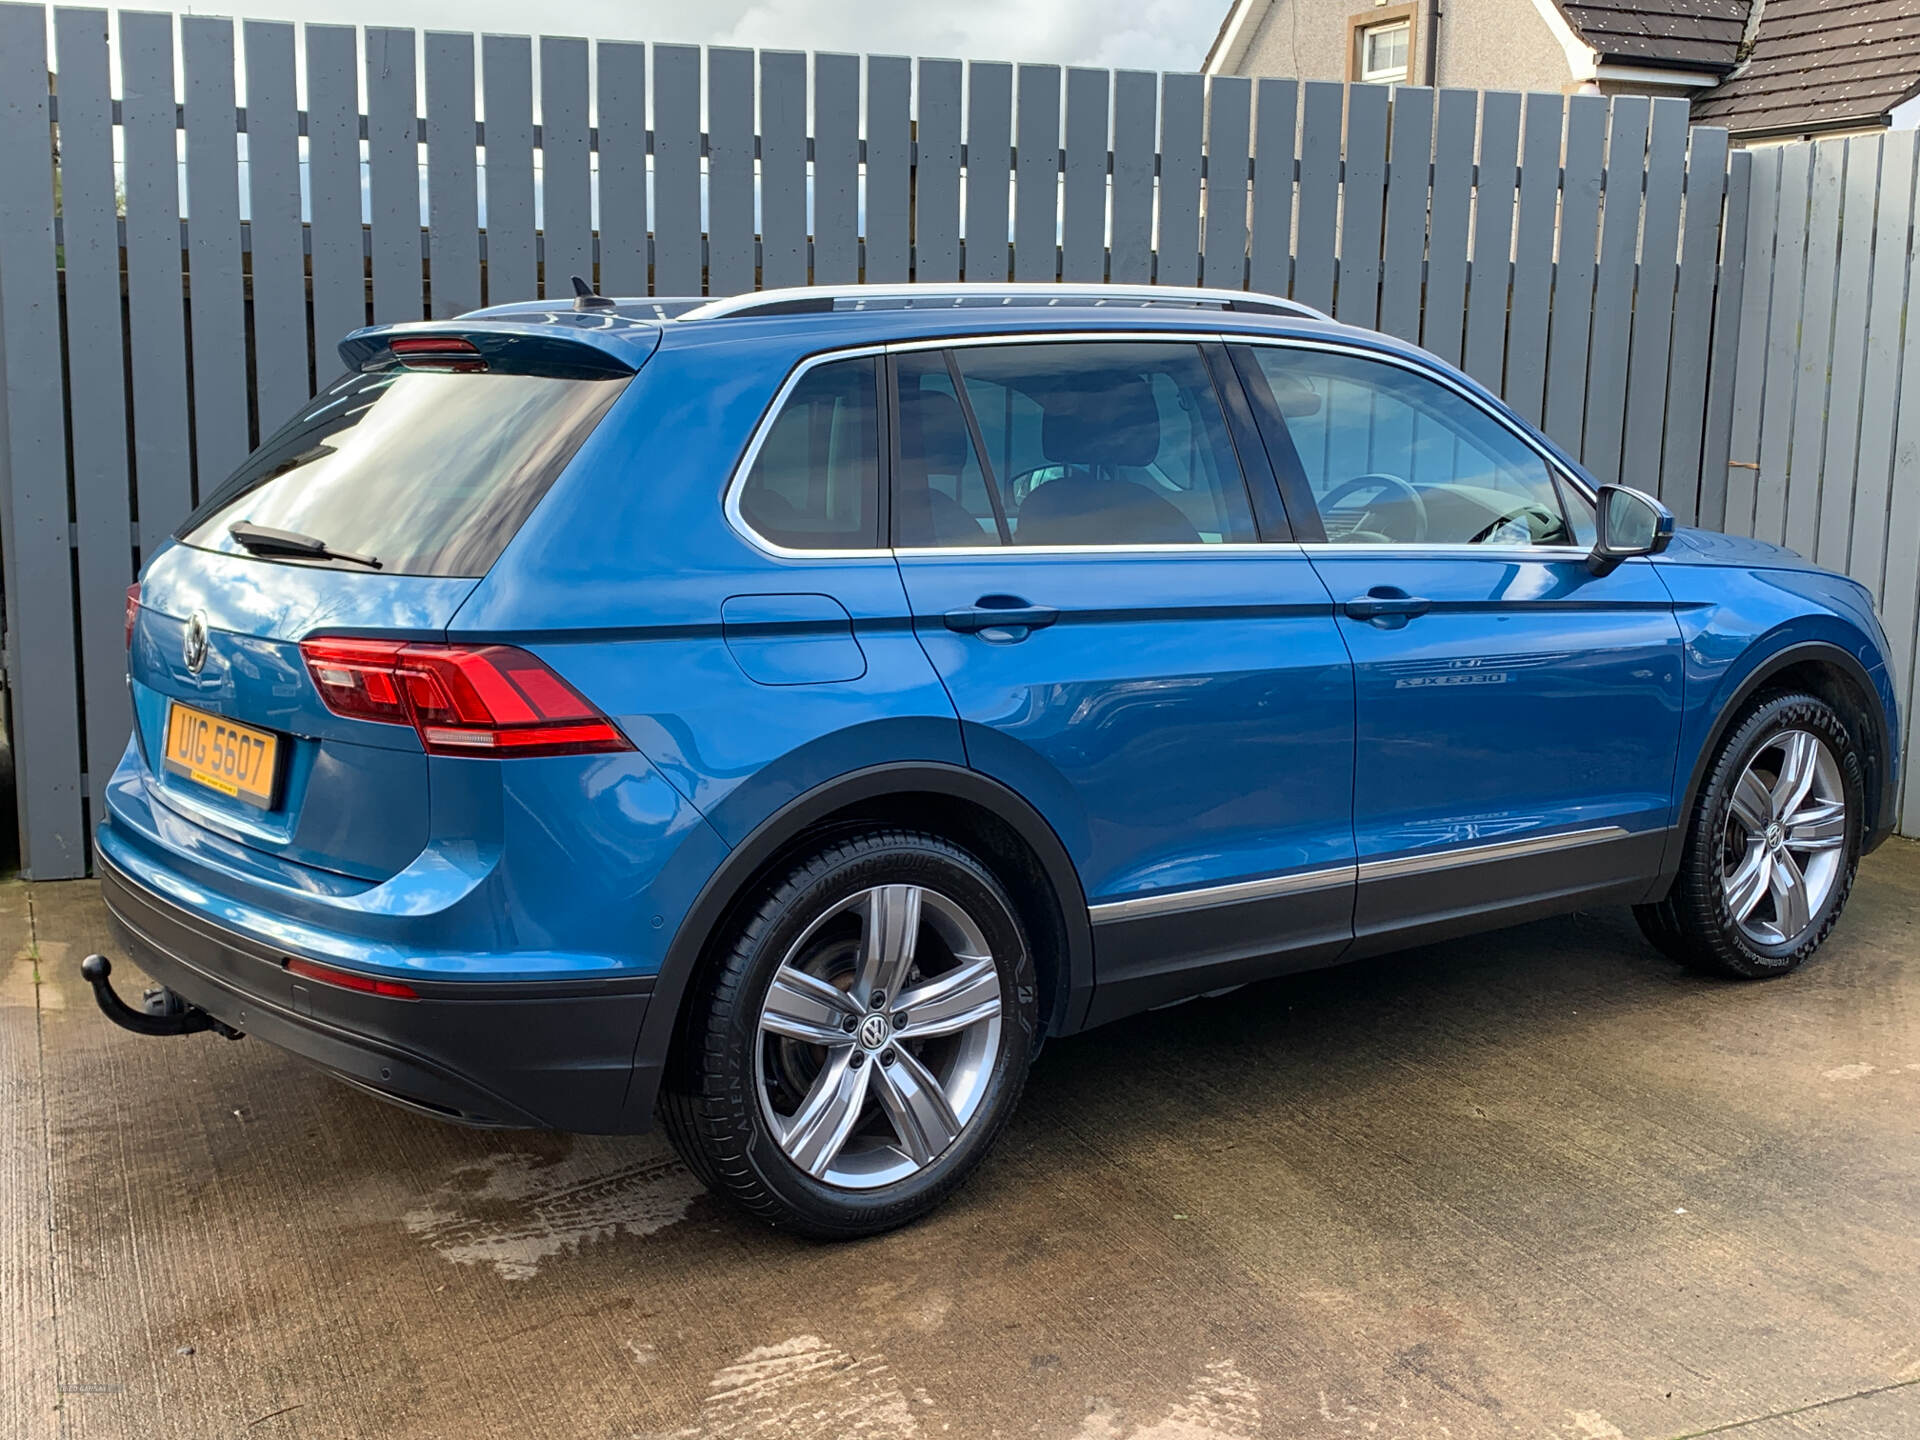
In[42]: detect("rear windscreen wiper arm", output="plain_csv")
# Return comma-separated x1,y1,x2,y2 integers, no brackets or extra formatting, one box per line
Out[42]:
228,522,382,570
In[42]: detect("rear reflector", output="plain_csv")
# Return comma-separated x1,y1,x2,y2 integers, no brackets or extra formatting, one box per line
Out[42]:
125,583,140,649
388,336,487,372
284,955,419,1000
299,637,633,758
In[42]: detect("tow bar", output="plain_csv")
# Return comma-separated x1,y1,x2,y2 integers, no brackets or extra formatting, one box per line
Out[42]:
80,954,245,1039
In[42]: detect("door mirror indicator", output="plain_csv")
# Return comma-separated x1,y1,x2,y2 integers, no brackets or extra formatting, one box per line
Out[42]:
1587,484,1675,576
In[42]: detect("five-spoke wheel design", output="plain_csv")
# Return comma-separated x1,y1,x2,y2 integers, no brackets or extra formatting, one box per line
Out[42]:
755,883,1004,1189
1720,728,1847,947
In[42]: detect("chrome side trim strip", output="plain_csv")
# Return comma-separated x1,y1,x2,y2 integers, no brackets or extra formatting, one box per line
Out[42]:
1086,825,1634,924
1089,863,1358,924
1354,825,1631,882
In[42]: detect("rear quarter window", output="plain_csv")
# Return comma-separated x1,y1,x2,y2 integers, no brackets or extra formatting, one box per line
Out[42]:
179,368,629,577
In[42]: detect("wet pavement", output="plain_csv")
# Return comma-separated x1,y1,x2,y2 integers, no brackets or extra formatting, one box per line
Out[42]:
5,842,1919,1439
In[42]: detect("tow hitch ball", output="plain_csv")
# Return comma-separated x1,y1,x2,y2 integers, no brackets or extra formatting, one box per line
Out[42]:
79,955,244,1039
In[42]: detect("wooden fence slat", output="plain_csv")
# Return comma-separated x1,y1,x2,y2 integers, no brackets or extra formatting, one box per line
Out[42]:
1815,134,1879,571
52,7,133,829
1293,80,1342,312
1506,92,1562,426
1753,144,1812,545
480,36,536,306
540,35,593,296
1062,67,1109,283
306,25,366,357
866,56,912,283
1582,96,1650,486
1159,73,1205,287
760,51,809,289
652,44,702,295
183,17,250,487
1698,146,1751,532
916,60,964,282
1109,70,1157,285
1378,86,1431,343
1334,81,1386,325
1462,91,1520,393
1781,139,1844,555
814,53,862,284
0,3,83,876
1422,87,1476,366
425,31,480,317
1248,78,1296,298
119,10,193,560
1203,76,1252,291
1659,124,1729,526
1847,131,1918,594
1723,145,1781,536
1620,97,1688,495
366,28,420,322
704,46,756,296
596,42,647,295
1014,64,1061,282
243,21,312,416
1541,93,1605,455
1881,145,1920,830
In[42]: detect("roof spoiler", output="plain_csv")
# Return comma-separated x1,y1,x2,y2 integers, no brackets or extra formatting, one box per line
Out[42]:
338,324,643,379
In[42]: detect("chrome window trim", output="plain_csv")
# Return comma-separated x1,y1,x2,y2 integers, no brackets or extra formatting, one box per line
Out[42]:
1087,825,1631,924
1228,334,1601,527
722,328,1601,561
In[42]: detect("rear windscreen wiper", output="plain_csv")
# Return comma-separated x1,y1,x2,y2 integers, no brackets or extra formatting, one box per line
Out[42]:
228,521,382,570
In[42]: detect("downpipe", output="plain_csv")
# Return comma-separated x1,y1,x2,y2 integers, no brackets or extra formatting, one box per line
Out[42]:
79,954,245,1039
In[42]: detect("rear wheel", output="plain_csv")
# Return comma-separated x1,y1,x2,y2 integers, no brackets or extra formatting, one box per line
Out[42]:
1635,691,1863,978
662,829,1037,1238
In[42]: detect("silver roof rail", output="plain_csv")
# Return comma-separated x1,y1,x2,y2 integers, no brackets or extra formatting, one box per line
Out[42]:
676,283,1330,323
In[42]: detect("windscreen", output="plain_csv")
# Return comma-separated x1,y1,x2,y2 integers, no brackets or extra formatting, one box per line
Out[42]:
179,367,629,577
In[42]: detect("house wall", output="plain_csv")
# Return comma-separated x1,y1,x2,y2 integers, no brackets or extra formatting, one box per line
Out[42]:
1225,0,1572,94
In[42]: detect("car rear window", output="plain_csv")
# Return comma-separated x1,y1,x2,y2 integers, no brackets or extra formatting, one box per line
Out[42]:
178,368,629,577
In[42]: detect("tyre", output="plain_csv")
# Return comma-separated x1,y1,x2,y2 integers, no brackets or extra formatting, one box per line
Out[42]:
662,828,1038,1239
1635,691,1863,979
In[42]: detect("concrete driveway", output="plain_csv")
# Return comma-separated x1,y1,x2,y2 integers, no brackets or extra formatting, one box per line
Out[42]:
5,843,1919,1439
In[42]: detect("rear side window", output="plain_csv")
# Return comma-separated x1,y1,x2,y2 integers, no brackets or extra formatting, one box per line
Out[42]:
897,341,1256,547
737,357,882,550
180,368,629,577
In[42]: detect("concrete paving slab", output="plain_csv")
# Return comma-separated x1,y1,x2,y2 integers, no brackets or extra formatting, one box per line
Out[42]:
6,843,1919,1439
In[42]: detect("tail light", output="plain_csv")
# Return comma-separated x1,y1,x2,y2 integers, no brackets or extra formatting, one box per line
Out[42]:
299,638,632,758
125,583,140,648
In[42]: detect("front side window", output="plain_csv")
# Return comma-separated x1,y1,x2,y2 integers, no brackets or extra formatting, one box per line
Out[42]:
738,357,882,550
1240,345,1591,547
896,341,1257,548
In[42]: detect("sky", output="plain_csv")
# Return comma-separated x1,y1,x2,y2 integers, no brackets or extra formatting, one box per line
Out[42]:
170,0,1230,73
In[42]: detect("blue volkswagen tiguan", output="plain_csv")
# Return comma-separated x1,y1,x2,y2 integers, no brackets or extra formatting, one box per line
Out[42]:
87,283,1901,1237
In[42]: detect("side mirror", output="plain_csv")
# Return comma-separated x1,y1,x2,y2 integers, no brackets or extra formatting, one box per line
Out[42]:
1587,484,1675,576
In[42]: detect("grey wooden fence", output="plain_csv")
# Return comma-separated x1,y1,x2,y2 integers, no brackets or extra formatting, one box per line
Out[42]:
0,5,1757,878
1720,132,1920,841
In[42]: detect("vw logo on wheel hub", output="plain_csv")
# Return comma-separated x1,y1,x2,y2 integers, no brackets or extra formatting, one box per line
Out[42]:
1764,820,1784,851
183,611,210,675
858,1013,891,1050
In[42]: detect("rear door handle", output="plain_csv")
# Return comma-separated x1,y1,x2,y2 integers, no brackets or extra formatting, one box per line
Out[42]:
1344,590,1433,621
943,596,1061,636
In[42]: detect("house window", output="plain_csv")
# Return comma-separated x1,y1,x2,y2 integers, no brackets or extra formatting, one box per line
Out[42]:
1358,19,1410,84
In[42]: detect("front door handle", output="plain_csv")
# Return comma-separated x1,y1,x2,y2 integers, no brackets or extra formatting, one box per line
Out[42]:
1344,588,1433,622
943,596,1061,637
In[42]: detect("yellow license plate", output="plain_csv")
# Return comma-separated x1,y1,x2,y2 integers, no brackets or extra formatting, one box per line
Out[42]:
164,703,280,809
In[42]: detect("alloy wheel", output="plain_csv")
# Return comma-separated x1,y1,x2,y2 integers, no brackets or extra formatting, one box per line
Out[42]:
1721,729,1848,947
754,884,1004,1190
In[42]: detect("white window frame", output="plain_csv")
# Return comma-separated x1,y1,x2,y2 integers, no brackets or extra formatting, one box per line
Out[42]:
1358,19,1411,85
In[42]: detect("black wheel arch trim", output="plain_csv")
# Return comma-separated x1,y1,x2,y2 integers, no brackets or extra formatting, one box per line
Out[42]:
1663,639,1895,887
620,760,1096,1126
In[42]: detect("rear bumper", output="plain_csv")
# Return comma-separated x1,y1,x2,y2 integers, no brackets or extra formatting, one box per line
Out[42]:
99,852,657,1132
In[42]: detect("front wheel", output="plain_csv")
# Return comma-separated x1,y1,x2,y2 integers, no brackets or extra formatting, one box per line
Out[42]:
661,829,1037,1239
1635,691,1863,978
